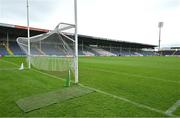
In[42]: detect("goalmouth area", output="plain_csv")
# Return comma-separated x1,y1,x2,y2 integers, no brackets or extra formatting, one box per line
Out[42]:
0,56,179,117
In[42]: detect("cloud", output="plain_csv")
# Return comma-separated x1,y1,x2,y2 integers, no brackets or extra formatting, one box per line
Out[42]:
0,0,180,46
158,0,180,10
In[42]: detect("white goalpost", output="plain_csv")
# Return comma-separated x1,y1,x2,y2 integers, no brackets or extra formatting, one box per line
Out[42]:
17,0,79,84
26,0,31,69
74,0,79,83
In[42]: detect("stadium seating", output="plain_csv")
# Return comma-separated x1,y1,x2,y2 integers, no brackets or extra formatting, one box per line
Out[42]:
9,42,25,55
140,51,156,56
161,51,176,56
174,51,180,55
39,44,67,56
91,47,116,56
0,45,8,55
82,51,95,56
0,42,160,56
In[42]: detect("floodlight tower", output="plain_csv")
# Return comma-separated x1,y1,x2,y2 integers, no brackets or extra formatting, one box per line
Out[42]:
158,22,163,52
74,0,79,83
27,0,31,69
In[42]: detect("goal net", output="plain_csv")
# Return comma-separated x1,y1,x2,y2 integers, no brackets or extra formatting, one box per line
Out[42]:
17,23,75,77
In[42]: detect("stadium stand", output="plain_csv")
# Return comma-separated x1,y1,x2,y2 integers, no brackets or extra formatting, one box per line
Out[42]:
91,47,116,56
160,50,180,56
82,51,95,56
9,42,25,55
174,51,180,55
161,50,174,55
0,23,158,56
78,48,84,56
0,45,8,55
159,46,180,56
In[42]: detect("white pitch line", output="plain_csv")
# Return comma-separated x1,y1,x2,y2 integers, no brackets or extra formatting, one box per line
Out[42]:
79,84,175,117
28,69,174,116
83,67,180,84
0,68,18,71
1,59,175,116
0,59,19,67
0,59,65,81
29,67,172,116
165,100,180,116
31,69,65,82
1,59,64,79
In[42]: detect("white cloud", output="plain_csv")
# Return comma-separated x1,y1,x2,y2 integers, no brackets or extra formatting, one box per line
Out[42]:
0,0,180,46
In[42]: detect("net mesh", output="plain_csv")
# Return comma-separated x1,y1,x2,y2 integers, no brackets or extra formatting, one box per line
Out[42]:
17,23,75,72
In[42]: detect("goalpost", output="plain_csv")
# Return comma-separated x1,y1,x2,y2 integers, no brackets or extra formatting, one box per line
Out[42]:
74,0,79,84
17,0,79,84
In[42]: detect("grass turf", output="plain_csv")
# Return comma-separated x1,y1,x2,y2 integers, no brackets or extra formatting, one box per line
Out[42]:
0,56,180,117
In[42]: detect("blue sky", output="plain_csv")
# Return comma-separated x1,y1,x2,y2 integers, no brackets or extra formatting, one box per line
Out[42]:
0,0,180,47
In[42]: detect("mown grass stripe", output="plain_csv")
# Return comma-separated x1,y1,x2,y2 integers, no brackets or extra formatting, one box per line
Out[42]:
83,66,180,84
2,58,177,116
79,84,175,117
31,69,174,116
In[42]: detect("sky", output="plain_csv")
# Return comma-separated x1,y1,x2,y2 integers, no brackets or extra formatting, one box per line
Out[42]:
0,0,180,47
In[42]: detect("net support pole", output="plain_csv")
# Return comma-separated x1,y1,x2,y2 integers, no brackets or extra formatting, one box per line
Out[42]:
27,0,31,69
74,0,78,83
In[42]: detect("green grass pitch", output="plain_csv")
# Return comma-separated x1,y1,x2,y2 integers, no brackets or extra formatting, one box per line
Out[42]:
0,56,180,117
